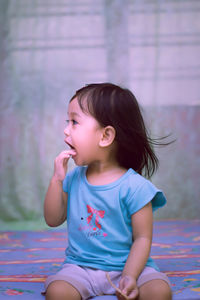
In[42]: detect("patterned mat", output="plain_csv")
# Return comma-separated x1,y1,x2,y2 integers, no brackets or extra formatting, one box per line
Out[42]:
0,220,199,299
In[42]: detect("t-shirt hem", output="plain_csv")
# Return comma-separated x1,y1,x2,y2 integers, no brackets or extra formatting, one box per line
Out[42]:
63,259,159,272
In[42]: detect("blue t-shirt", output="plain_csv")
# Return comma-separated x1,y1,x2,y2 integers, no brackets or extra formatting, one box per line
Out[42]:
63,166,166,271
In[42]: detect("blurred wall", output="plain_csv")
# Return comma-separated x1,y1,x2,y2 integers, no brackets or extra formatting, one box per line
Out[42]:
0,0,199,228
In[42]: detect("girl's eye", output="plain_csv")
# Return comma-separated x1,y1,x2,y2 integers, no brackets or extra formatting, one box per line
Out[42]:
72,119,78,125
65,119,78,125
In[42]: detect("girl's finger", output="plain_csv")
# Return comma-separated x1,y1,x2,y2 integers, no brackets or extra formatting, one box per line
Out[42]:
127,289,139,300
62,149,77,157
106,273,129,299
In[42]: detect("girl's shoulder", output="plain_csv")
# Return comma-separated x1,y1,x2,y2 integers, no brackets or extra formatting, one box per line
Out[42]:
125,168,150,189
123,168,166,212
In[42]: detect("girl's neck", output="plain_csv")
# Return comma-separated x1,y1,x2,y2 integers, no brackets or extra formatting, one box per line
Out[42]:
86,161,127,186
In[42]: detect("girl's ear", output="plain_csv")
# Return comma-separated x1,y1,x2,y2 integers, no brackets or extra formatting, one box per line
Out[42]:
99,126,116,148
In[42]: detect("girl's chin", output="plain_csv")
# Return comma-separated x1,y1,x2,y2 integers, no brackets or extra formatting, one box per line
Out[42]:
72,157,82,166
73,157,87,166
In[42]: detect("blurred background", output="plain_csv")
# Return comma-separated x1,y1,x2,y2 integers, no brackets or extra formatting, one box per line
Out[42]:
0,0,199,230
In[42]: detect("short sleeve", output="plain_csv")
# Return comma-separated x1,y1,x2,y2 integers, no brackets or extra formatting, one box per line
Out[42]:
62,167,78,193
125,180,167,215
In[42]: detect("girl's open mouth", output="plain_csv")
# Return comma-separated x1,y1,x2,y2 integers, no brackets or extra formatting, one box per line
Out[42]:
65,141,76,152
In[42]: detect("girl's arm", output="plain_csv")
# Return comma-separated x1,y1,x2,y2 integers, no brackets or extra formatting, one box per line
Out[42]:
44,149,76,227
118,202,153,299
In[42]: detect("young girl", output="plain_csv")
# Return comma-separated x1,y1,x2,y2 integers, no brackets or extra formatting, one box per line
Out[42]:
44,83,172,300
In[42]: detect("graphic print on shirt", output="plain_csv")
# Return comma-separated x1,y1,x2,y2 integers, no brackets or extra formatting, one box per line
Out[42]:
87,205,105,229
78,204,107,238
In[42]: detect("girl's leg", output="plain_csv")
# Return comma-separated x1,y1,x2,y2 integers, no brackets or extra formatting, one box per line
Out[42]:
138,279,172,300
45,280,82,300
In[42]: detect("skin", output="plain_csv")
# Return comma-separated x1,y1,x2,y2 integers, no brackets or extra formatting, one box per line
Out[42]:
44,97,172,300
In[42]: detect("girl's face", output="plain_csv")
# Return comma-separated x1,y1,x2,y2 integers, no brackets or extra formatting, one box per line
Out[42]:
64,97,103,166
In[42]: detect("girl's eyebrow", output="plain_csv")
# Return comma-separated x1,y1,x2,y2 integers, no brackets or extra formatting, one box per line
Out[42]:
68,112,81,118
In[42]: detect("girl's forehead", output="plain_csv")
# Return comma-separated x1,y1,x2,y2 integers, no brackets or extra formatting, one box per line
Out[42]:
68,97,80,112
67,97,88,117
68,96,89,114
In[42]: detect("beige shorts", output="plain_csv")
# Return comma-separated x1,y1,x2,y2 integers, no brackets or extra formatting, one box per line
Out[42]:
44,263,171,299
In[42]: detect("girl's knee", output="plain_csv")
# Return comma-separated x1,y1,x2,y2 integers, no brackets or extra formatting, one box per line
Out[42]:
46,281,66,299
139,280,172,300
45,280,81,300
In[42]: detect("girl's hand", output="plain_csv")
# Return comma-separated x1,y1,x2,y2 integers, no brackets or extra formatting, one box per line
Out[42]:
53,149,76,182
117,276,139,300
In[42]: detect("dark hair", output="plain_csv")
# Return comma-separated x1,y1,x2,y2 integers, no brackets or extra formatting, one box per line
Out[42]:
70,83,171,178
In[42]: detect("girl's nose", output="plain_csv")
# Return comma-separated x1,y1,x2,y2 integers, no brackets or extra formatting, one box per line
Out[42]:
64,124,70,136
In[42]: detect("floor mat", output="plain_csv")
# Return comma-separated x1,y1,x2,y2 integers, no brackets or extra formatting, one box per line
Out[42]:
0,220,199,299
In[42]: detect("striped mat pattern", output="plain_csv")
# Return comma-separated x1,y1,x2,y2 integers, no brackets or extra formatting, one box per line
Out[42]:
0,220,199,299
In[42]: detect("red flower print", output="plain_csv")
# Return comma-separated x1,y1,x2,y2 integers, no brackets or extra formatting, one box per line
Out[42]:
5,289,23,295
